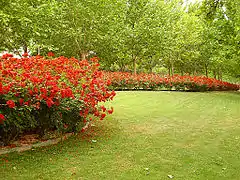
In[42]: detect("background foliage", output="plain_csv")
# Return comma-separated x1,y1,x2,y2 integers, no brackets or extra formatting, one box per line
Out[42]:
0,0,239,79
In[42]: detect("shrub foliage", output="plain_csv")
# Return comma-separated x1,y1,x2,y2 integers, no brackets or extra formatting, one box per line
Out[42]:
0,54,115,145
103,72,239,91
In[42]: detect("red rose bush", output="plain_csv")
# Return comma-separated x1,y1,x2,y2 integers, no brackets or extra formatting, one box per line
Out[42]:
103,72,239,91
0,55,115,145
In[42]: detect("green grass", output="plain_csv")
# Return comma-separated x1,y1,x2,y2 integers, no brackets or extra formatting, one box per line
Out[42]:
1,91,240,180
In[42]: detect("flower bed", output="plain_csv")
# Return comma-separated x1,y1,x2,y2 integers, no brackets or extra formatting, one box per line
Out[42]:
103,72,239,91
0,54,115,145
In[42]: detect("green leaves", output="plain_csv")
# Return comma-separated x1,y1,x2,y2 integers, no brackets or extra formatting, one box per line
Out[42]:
1,0,239,77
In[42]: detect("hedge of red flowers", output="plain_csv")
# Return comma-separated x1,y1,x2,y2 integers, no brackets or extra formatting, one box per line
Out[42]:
103,72,239,91
0,54,115,145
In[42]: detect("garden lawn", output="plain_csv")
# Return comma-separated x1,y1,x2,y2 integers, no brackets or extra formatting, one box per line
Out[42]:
1,91,240,180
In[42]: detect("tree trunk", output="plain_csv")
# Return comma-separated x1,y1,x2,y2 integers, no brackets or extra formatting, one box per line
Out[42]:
213,70,217,79
37,46,41,55
205,64,208,77
181,70,184,76
149,67,153,74
133,57,137,75
217,68,222,81
168,66,171,76
81,53,87,60
171,61,174,76
119,61,125,72
23,44,28,54
80,51,88,60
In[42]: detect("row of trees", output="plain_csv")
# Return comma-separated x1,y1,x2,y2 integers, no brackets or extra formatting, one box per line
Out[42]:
0,0,239,79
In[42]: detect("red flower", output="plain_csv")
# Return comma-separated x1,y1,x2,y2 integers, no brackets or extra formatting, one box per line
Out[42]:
24,101,30,106
94,111,100,117
7,53,13,57
22,52,29,57
6,100,15,108
19,98,24,105
63,124,69,129
55,99,60,106
100,113,106,120
1,53,13,59
47,52,55,57
107,107,114,114
28,89,33,96
82,84,87,89
34,102,40,109
0,114,5,124
0,83,2,94
100,105,106,112
46,98,54,108
81,128,86,133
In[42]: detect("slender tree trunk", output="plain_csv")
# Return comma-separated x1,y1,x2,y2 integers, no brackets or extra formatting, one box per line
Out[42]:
131,22,137,75
119,61,125,72
168,66,171,76
133,57,137,75
149,67,153,74
149,57,153,74
23,44,27,54
80,51,88,60
192,67,195,76
171,61,174,76
37,46,40,55
181,70,184,76
213,70,217,79
81,53,86,60
220,71,222,81
217,68,222,80
194,70,197,76
204,64,208,77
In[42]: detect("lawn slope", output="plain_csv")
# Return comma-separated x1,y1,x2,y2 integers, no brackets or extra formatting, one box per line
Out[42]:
1,91,240,180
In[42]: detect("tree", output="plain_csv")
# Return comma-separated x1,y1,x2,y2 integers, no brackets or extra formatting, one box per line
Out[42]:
199,0,240,78
0,0,58,55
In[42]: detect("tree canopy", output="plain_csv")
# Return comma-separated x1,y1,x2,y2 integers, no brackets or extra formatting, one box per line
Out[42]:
0,0,239,78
